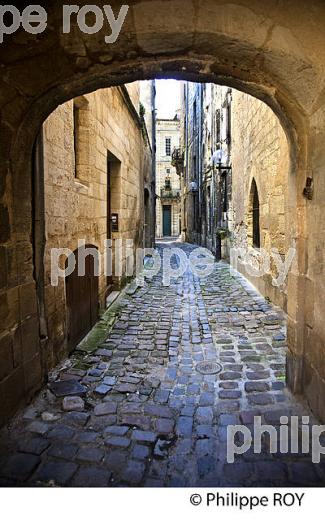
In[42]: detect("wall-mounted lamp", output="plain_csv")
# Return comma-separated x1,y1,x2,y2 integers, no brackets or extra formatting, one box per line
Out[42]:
211,148,231,171
189,181,198,192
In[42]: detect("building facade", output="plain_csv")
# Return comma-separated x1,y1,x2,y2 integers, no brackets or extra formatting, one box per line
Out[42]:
36,84,155,384
179,81,289,311
156,117,181,238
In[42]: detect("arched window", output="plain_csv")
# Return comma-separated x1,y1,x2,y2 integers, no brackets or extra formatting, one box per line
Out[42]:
249,178,260,248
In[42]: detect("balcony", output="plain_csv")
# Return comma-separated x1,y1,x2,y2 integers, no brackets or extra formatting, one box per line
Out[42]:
160,188,181,200
171,147,184,175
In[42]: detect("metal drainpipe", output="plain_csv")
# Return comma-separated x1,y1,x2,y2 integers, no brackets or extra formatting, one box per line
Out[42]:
185,82,189,238
151,80,156,247
198,83,203,243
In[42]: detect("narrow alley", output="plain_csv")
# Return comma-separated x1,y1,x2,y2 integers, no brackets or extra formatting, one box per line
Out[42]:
0,241,323,487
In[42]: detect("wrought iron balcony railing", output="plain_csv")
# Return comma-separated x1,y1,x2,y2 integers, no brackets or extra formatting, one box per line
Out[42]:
171,147,184,175
160,188,181,200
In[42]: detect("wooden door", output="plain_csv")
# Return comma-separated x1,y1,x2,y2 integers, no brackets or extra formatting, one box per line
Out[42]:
163,205,172,236
66,247,98,352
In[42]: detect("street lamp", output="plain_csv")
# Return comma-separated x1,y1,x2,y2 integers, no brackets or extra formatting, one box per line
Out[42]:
189,181,198,192
211,148,231,171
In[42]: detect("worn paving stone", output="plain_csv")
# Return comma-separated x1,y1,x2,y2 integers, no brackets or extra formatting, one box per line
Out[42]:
219,390,242,399
176,417,193,437
62,396,85,411
33,460,78,486
0,454,40,481
219,371,242,381
132,444,151,460
74,431,99,443
48,381,87,397
48,443,78,460
155,418,175,435
77,447,105,463
131,430,157,444
27,421,50,435
18,438,50,455
196,407,214,424
105,436,131,448
247,393,274,406
245,382,270,393
120,415,151,430
104,451,127,472
47,425,76,440
94,384,112,396
71,466,112,487
144,404,174,418
105,425,129,436
120,460,146,484
94,402,117,416
62,411,90,426
114,383,138,394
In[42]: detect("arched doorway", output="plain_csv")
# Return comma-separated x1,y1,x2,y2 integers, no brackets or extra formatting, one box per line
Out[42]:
248,178,261,249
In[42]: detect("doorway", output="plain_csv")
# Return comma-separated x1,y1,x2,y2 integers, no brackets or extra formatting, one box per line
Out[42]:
66,246,99,352
163,205,172,236
107,151,121,292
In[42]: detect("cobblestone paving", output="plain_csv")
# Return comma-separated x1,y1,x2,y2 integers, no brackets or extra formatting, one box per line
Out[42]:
1,241,324,487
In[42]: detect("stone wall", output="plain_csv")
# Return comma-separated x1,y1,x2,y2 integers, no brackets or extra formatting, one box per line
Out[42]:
231,92,290,311
0,84,154,425
42,84,154,369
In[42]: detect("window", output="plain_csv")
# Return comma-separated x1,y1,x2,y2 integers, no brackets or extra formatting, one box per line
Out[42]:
165,178,171,190
73,102,80,178
222,172,228,213
216,109,221,143
165,137,171,156
166,168,171,174
73,96,89,183
226,101,231,145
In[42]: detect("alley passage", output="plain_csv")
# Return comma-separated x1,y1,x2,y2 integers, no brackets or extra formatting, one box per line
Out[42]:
0,242,324,487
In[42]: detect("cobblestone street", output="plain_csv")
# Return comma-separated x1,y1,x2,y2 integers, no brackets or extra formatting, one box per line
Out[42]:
0,241,324,487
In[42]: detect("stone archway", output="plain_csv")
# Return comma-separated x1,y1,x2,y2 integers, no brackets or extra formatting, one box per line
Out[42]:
1,0,325,423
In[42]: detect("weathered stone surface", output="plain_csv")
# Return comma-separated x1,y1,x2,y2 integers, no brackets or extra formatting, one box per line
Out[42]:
62,396,85,411
155,418,175,435
94,402,117,416
77,447,105,463
48,443,78,460
132,430,157,444
62,411,89,426
71,466,112,487
94,384,111,396
48,381,87,398
245,382,270,393
120,415,151,430
33,461,78,485
120,461,146,484
0,454,40,481
18,438,50,455
105,436,131,448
